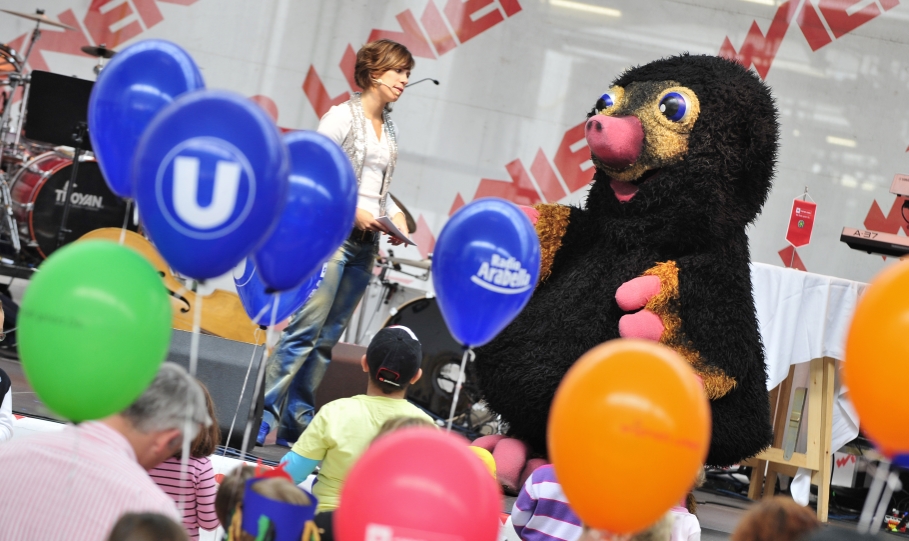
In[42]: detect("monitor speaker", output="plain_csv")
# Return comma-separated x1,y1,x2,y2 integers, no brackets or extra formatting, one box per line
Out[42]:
166,330,263,453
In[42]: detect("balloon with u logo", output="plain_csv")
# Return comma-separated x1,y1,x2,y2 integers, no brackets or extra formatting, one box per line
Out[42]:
432,198,541,347
134,90,289,280
88,39,205,199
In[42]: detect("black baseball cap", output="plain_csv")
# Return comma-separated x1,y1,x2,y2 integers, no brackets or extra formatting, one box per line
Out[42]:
366,326,422,387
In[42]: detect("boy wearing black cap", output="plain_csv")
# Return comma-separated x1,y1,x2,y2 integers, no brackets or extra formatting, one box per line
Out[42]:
279,326,435,515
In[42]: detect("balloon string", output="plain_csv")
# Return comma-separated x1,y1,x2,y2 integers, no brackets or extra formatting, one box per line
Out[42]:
223,327,262,457
446,347,474,432
189,284,203,377
178,416,191,515
858,458,891,533
118,199,132,245
240,296,280,460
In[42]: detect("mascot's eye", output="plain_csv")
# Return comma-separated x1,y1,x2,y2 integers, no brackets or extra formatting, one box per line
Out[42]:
596,92,615,110
659,92,687,121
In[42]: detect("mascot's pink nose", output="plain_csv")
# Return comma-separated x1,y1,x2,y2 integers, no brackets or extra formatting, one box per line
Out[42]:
585,114,644,169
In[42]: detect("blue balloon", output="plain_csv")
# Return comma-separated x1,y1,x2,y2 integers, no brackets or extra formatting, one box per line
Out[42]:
134,90,289,280
234,258,325,326
88,39,205,198
432,198,541,347
253,130,357,291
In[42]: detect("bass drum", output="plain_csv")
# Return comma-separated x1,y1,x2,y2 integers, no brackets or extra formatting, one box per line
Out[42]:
384,297,499,435
10,150,134,259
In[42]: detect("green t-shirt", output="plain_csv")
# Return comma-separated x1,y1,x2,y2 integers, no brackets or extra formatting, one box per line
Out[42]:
292,394,435,513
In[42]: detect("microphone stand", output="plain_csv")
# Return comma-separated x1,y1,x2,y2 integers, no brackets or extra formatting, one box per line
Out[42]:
56,121,88,249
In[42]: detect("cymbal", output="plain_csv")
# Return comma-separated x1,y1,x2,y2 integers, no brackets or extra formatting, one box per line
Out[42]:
81,45,115,59
0,9,77,31
389,192,417,234
387,256,431,270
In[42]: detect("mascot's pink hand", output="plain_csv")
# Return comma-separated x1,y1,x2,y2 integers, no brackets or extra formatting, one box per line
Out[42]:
615,275,661,311
518,205,540,225
618,309,664,341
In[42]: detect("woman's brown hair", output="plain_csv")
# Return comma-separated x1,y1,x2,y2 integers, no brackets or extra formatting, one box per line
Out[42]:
353,39,414,90
188,381,220,458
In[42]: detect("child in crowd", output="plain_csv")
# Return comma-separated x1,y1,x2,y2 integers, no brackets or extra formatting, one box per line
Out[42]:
730,496,820,541
215,464,256,528
580,513,673,541
148,381,221,540
512,464,583,541
226,477,318,541
107,512,188,541
669,469,705,541
279,326,434,532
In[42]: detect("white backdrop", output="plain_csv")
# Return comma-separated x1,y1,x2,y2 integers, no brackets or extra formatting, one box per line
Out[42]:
0,0,906,287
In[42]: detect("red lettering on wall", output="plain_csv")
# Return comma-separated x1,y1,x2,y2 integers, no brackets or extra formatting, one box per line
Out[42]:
498,0,523,17
720,0,898,78
84,0,144,48
412,214,437,259
132,0,165,28
818,0,880,39
863,196,909,236
157,0,199,4
530,149,566,202
795,1,833,51
719,1,799,79
421,0,458,56
553,122,595,193
474,159,541,206
449,193,466,216
444,0,505,45
302,67,350,119
340,45,361,92
368,10,436,59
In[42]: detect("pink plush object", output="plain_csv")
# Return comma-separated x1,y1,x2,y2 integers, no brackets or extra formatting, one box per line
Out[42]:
519,205,540,225
491,437,529,494
471,434,506,453
585,114,644,169
615,275,661,311
518,458,550,489
618,309,664,341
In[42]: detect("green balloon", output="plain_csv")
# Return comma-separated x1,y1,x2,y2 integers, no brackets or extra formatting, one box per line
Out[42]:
18,240,172,422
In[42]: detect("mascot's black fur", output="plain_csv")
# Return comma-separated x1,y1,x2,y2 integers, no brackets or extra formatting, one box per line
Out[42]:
475,55,777,466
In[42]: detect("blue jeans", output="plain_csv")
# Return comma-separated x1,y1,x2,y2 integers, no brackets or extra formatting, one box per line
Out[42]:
262,238,376,441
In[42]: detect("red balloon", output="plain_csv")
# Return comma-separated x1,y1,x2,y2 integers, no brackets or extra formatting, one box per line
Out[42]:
335,428,502,541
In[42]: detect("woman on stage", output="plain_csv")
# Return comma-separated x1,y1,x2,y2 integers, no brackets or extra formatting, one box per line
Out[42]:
259,39,414,446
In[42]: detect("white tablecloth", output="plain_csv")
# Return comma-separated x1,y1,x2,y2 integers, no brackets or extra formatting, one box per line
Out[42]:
750,262,866,505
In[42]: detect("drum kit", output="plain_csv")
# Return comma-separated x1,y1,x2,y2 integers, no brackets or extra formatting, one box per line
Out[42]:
0,8,131,267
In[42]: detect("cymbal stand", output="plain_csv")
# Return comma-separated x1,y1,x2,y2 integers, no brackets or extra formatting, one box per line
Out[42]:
0,15,43,255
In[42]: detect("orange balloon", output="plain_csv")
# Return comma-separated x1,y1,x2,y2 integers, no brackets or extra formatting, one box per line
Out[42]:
844,259,909,457
547,339,711,534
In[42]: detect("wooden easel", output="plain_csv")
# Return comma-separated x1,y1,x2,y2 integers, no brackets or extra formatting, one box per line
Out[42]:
745,357,837,522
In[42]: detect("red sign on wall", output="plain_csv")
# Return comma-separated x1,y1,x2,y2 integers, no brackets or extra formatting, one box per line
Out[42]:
786,198,817,248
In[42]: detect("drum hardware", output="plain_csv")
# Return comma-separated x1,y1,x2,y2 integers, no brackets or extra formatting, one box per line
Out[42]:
81,44,115,76
0,8,78,31
55,121,88,248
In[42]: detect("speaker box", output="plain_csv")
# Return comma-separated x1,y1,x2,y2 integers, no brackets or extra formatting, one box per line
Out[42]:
166,330,263,453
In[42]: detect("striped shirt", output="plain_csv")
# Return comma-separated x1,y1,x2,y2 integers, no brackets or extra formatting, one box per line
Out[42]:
149,456,220,540
0,420,179,541
512,465,583,541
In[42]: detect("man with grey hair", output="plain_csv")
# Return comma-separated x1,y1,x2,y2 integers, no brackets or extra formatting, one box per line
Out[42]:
0,362,210,541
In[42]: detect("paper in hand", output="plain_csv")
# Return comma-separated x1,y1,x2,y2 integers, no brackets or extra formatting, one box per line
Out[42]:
377,216,418,246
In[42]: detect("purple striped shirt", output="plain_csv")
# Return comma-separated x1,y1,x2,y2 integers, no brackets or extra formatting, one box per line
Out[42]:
149,456,220,540
512,465,583,541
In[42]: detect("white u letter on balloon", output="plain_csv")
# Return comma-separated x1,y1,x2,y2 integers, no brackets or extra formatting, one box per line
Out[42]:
172,156,240,229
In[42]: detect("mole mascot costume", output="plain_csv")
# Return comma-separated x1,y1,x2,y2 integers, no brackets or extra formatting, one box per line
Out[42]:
473,54,778,492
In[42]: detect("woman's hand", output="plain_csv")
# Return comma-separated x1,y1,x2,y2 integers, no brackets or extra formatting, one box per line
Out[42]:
354,208,386,233
388,212,410,246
